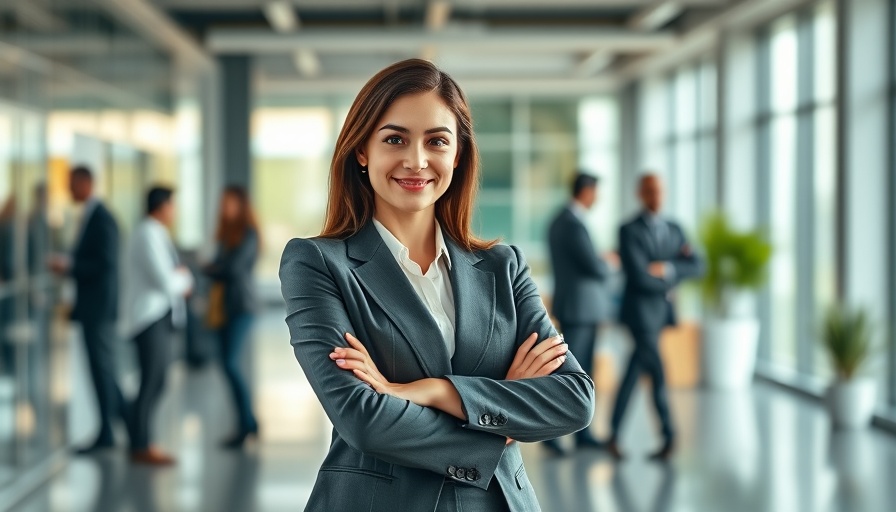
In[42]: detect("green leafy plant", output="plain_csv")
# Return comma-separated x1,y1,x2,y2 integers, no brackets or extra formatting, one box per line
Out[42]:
821,306,873,381
699,212,772,317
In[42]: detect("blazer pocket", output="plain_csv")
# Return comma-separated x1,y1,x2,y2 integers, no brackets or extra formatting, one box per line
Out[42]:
514,463,529,490
319,466,394,483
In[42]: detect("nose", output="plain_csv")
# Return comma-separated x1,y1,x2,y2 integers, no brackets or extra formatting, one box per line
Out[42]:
403,143,428,172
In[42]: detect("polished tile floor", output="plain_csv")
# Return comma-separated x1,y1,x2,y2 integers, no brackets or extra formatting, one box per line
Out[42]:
10,309,896,512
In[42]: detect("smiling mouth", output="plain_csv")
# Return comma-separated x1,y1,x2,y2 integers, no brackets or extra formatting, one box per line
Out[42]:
393,178,433,188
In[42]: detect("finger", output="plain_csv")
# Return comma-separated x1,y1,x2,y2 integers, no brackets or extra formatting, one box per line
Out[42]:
520,335,564,374
530,343,568,372
345,333,370,356
510,333,538,369
533,355,567,377
331,347,367,362
352,369,384,392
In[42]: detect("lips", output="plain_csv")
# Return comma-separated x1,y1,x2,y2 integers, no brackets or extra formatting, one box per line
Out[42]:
393,177,433,191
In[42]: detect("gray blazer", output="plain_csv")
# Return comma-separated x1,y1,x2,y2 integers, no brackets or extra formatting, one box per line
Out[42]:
548,206,610,326
618,213,704,334
280,222,594,512
203,228,259,315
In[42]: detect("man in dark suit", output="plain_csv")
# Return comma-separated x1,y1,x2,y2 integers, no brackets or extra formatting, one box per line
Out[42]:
607,173,703,461
50,165,127,454
544,172,617,455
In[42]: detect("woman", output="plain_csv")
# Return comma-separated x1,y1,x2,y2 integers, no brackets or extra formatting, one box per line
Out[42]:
279,59,594,512
204,185,260,448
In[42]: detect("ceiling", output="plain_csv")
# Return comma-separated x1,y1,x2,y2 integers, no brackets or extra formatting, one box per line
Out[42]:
155,0,733,96
0,0,741,107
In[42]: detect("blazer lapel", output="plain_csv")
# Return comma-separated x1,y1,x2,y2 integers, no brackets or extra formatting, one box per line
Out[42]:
445,238,495,375
348,223,452,377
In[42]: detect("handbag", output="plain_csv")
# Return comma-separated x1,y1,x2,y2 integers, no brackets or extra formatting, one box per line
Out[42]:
206,282,227,329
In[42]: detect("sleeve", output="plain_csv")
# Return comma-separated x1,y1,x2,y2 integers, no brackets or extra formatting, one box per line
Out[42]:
568,223,610,281
619,225,671,294
134,227,192,297
668,225,704,282
444,245,595,443
280,238,508,490
71,211,118,281
204,230,258,280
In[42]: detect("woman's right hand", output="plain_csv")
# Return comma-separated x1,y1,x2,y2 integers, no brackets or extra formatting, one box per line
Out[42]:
505,333,568,381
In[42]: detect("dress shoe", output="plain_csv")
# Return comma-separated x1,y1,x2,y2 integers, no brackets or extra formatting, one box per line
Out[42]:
648,442,674,462
541,438,567,457
605,439,625,460
131,447,177,466
221,428,259,449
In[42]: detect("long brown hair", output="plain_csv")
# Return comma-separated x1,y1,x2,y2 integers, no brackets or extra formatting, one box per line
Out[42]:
215,185,261,249
320,59,497,251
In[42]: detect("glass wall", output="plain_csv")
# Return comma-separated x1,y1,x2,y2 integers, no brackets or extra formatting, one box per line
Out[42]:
632,0,863,398
0,0,209,495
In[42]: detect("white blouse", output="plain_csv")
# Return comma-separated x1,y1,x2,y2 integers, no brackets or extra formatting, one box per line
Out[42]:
372,219,457,358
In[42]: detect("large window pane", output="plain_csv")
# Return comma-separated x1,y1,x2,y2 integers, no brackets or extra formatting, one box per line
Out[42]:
813,106,837,379
769,115,798,369
770,16,799,114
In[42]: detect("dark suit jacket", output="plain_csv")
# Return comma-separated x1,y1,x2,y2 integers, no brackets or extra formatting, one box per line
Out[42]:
548,206,610,326
71,201,119,324
618,213,703,335
279,222,594,512
203,228,259,315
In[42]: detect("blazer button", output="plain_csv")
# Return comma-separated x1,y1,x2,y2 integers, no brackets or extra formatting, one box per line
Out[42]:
447,465,457,477
490,416,500,426
479,413,491,426
467,468,480,481
455,468,467,480
496,414,507,426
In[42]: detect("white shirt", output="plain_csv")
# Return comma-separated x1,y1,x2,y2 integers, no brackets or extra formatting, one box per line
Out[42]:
373,219,457,358
122,217,193,337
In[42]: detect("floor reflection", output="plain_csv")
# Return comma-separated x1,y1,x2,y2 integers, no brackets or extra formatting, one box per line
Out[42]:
10,308,896,512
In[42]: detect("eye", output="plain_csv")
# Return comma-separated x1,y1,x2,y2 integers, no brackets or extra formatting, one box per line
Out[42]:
384,135,404,145
429,138,449,147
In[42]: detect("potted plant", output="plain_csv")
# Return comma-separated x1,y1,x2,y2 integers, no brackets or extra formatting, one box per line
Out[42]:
821,306,876,429
699,212,772,389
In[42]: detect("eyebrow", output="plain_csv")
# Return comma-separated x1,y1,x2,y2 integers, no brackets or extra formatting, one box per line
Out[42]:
378,123,453,135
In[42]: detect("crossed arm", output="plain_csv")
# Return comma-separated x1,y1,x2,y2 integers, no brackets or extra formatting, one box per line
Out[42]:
280,238,594,489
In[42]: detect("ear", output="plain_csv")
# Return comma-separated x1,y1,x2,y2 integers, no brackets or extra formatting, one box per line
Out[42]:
453,145,461,169
355,146,368,167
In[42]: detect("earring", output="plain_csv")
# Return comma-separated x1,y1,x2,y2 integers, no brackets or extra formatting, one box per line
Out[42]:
361,168,367,174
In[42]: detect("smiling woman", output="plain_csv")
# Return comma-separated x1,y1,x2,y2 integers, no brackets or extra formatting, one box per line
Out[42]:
279,59,595,512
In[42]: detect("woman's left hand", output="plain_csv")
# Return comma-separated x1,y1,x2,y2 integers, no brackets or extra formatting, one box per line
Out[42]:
331,333,466,420
330,333,394,392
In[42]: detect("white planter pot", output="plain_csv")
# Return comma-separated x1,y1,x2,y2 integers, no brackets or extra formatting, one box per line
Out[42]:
701,317,760,389
827,378,877,429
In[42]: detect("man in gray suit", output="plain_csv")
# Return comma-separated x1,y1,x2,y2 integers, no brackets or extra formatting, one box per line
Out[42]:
607,173,703,461
545,172,616,454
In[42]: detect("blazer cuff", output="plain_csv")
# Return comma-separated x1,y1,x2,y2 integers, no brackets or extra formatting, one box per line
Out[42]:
445,374,511,434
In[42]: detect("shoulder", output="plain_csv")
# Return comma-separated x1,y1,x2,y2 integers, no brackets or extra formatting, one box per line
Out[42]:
280,236,347,270
471,243,528,275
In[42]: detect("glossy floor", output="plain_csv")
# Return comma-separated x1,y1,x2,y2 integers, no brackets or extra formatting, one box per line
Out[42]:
10,309,896,512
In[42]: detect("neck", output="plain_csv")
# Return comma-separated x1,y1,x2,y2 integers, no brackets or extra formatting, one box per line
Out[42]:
149,213,168,228
374,203,437,269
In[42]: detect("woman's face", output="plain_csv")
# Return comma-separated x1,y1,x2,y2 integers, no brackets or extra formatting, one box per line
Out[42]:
221,193,242,221
356,90,460,219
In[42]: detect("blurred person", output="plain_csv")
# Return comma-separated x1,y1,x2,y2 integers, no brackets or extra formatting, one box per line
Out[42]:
123,186,193,465
202,185,260,448
48,165,126,454
279,59,594,512
542,172,617,456
606,173,703,461
0,196,15,376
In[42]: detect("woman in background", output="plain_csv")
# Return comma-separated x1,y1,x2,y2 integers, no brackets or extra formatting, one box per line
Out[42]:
204,185,260,448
